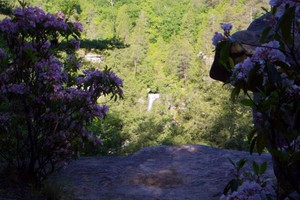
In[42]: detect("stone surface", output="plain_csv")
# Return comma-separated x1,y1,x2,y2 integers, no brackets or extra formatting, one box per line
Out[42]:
53,145,274,200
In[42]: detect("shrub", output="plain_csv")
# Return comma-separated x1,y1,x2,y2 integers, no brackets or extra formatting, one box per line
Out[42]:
212,0,300,198
0,6,122,185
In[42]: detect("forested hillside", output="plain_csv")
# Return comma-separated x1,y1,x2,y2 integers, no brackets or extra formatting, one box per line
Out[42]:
5,0,269,154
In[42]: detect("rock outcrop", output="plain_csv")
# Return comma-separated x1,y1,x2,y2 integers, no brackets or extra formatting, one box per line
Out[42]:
53,145,274,200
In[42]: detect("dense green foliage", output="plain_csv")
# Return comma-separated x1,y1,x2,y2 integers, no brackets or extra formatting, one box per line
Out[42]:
17,0,269,155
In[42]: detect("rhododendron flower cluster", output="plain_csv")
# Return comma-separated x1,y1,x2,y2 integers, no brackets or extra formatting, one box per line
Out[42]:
0,6,122,183
212,23,232,46
220,181,274,200
270,0,300,17
212,0,300,198
231,40,286,87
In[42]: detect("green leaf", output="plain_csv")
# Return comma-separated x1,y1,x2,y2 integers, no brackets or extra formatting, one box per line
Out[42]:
259,26,272,44
230,87,240,102
223,181,232,195
261,7,270,14
273,61,291,70
219,40,231,68
252,161,259,175
289,151,300,163
266,63,281,85
277,6,295,44
249,136,257,155
228,57,235,68
256,132,268,155
237,158,248,169
228,158,236,167
229,179,239,192
270,149,289,162
223,179,239,194
247,129,256,144
260,162,268,174
240,99,255,107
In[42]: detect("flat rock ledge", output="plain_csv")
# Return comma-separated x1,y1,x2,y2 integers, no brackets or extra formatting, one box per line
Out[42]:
53,145,274,200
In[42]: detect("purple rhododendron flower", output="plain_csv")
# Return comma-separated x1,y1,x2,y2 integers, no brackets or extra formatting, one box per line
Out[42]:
4,83,29,94
70,39,80,50
14,7,47,29
13,7,25,16
44,13,68,30
221,23,232,31
220,181,274,200
269,0,300,17
231,40,286,87
212,32,225,46
286,84,300,99
0,5,123,182
55,11,65,20
40,41,51,54
92,104,109,118
231,57,255,85
269,0,283,6
0,18,17,33
108,71,123,86
252,40,286,63
221,23,232,37
72,22,83,32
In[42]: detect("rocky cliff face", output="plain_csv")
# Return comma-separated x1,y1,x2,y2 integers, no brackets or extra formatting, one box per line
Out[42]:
53,145,274,200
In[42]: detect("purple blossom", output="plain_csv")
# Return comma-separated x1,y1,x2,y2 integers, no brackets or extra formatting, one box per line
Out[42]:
252,40,286,63
44,13,68,30
0,5,122,182
286,84,300,99
41,41,51,49
280,73,294,88
14,7,48,29
67,54,81,69
70,39,80,50
55,11,65,20
212,32,226,46
72,22,83,32
0,18,17,33
108,71,123,86
220,181,274,200
269,0,300,17
231,57,255,85
92,104,109,118
2,83,29,94
40,41,51,54
22,42,36,53
34,57,63,82
231,40,289,88
269,0,299,7
13,7,25,16
221,23,232,31
67,53,75,62
221,23,232,37
269,0,283,7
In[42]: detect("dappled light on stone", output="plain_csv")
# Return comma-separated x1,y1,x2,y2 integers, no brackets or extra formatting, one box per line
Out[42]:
52,145,274,200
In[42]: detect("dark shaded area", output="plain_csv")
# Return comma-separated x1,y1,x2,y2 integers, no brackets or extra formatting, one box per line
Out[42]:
82,113,125,156
0,0,13,15
80,37,129,51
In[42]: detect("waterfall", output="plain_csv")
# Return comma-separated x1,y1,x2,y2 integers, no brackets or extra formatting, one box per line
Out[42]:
147,93,160,111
